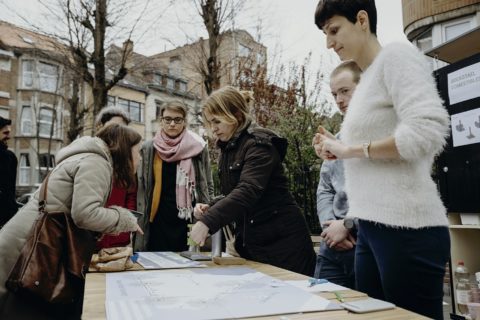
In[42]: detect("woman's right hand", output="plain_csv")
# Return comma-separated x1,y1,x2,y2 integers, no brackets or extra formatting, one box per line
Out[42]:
134,223,144,235
194,203,210,219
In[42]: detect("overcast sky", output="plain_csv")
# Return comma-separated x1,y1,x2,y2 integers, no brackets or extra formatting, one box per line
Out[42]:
0,0,408,62
0,0,409,110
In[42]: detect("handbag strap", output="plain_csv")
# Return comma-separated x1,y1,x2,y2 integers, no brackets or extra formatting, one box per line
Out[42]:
38,171,52,214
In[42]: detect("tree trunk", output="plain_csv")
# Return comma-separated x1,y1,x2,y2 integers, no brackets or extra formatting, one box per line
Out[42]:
201,0,221,95
92,0,108,116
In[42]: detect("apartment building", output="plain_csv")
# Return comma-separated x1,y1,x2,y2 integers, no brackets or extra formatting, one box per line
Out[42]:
0,21,67,194
402,0,480,68
150,29,267,100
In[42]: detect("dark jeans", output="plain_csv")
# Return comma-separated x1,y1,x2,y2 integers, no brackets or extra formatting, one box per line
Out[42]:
314,242,355,289
356,220,450,320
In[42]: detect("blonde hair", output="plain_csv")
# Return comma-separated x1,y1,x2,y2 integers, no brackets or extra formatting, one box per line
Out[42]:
202,86,253,135
331,60,362,84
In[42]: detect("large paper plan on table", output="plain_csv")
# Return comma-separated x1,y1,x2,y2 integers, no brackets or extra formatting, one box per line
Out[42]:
105,267,335,320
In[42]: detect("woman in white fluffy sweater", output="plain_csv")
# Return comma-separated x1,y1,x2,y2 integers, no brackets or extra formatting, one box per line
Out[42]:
313,1,450,319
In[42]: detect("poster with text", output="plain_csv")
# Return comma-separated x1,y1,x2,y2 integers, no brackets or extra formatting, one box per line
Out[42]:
447,62,480,105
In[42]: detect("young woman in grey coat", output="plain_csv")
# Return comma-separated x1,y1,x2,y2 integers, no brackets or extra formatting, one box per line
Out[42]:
0,124,143,319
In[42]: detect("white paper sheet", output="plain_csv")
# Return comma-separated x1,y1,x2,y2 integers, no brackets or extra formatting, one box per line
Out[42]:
105,267,333,320
285,280,349,293
451,108,480,147
136,251,206,269
447,62,480,105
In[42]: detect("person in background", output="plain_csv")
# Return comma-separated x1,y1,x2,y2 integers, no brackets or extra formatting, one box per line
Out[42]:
190,86,316,276
313,60,361,288
0,124,143,319
133,101,214,252
95,106,137,249
0,116,18,227
313,0,450,318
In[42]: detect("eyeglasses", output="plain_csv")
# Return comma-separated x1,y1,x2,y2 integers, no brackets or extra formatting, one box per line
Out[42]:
161,117,185,124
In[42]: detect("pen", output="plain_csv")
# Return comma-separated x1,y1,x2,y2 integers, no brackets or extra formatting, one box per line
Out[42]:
334,291,345,303
308,278,328,287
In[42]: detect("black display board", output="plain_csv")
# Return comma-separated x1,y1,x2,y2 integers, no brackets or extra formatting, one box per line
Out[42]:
435,53,480,213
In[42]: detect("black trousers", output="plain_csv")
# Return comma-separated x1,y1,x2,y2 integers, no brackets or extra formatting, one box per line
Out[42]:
355,220,450,320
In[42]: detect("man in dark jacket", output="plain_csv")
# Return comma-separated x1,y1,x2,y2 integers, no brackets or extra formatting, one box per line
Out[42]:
0,116,18,227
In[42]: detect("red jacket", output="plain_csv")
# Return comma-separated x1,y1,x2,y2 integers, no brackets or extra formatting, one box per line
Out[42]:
96,183,137,249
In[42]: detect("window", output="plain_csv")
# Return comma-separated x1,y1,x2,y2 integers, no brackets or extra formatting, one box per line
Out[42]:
154,74,162,85
118,98,143,122
239,44,251,57
38,62,59,92
155,100,164,119
107,95,116,107
19,154,30,185
443,17,473,42
0,57,11,71
179,82,187,92
38,153,55,183
256,52,265,65
415,29,432,53
22,60,34,88
166,77,175,90
38,107,55,137
21,106,33,135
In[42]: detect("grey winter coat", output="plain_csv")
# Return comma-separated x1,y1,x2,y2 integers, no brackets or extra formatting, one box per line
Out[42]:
0,136,138,307
133,139,214,251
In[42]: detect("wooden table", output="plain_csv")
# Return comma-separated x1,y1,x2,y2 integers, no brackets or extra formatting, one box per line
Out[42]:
83,259,428,320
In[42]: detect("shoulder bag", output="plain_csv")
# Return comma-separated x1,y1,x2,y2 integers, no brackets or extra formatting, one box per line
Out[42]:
6,171,96,305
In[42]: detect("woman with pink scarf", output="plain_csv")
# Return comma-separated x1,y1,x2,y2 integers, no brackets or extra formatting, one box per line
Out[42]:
133,101,214,252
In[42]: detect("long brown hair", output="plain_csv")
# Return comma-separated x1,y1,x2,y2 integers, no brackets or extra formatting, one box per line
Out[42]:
95,124,142,189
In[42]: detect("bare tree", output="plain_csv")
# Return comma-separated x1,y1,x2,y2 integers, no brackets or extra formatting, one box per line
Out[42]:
190,0,248,95
29,0,155,139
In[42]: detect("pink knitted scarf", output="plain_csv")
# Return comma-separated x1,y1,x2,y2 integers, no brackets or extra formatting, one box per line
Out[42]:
153,129,206,220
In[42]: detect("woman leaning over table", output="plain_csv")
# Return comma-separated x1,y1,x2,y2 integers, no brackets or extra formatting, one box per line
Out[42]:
312,0,450,318
95,106,137,250
133,100,214,253
190,86,316,276
0,124,143,319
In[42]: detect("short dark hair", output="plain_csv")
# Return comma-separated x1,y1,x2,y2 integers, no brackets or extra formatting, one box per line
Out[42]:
0,116,12,129
95,124,141,189
314,0,377,36
331,60,362,84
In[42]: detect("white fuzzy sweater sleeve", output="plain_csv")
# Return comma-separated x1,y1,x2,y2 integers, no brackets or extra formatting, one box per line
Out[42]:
382,43,450,161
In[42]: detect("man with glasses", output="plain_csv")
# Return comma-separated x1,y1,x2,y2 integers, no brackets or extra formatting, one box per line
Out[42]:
0,116,18,227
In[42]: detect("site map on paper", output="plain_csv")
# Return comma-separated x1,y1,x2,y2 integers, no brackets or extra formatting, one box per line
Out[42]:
105,267,333,320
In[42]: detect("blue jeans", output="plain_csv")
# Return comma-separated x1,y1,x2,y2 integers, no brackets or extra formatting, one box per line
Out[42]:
314,242,355,289
356,220,450,320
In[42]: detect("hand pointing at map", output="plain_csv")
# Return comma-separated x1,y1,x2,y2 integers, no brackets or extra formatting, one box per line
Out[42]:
190,221,210,246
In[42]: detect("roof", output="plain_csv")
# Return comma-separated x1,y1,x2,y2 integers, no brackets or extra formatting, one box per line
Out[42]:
0,20,64,53
425,26,480,64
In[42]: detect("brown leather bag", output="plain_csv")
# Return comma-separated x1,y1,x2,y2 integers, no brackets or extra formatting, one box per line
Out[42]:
6,171,96,305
